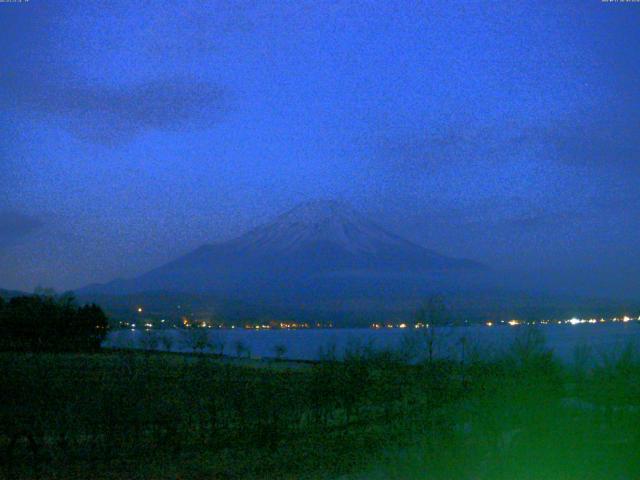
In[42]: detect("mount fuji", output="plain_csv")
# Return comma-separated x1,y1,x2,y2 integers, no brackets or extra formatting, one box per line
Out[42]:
82,200,485,302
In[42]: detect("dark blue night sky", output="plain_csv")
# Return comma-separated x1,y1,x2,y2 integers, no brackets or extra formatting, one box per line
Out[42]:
1,1,640,297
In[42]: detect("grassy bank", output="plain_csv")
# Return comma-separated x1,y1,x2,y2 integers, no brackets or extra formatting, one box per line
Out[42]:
2,329,640,479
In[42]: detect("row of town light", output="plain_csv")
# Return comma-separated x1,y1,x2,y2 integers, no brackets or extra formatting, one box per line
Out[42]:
494,315,639,327
129,306,639,331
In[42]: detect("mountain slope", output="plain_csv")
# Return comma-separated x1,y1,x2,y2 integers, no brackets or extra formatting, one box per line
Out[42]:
83,200,485,297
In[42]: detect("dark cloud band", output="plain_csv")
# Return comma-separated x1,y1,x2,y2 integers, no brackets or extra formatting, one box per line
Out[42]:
2,75,231,145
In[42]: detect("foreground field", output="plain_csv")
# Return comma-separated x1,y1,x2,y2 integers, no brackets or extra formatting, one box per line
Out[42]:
2,330,640,479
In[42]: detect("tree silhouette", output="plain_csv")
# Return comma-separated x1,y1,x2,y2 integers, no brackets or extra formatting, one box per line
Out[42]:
273,344,287,360
415,295,450,362
0,294,109,352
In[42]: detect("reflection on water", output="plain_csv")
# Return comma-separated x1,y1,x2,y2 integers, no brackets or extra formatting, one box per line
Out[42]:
104,323,640,363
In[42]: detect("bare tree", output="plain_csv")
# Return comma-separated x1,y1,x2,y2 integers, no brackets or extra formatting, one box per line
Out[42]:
140,330,159,352
209,330,226,356
184,328,210,354
415,295,450,363
159,333,174,352
234,339,250,358
273,343,287,361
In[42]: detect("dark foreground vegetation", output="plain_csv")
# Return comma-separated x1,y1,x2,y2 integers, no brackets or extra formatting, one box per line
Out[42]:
2,327,640,479
0,294,108,353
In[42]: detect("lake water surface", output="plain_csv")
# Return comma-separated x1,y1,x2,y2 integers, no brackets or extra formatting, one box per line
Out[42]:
104,322,640,363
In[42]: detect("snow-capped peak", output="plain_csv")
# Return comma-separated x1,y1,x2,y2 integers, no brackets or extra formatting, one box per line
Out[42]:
231,199,409,254
275,200,364,227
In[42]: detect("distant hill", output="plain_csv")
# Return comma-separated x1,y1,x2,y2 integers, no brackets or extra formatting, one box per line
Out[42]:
0,288,28,299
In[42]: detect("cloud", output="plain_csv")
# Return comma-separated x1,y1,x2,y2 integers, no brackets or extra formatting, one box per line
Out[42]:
375,127,476,173
508,121,640,169
2,75,231,145
375,113,640,175
0,212,44,247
